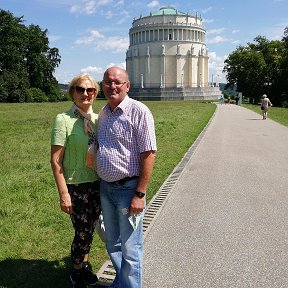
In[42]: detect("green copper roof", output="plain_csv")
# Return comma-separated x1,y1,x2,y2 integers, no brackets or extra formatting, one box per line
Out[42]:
152,7,186,16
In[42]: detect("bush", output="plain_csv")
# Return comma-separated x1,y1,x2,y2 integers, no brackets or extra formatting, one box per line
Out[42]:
26,88,48,102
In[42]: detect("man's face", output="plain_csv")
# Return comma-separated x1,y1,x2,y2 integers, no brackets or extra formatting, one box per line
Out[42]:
102,67,130,109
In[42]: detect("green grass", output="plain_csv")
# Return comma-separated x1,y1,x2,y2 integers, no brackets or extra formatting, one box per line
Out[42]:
0,100,216,287
242,103,288,127
1,100,287,287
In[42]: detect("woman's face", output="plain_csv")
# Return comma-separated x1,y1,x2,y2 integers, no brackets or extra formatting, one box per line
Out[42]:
72,79,96,112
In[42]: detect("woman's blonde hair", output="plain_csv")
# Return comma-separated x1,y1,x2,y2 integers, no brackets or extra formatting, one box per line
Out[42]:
68,73,99,100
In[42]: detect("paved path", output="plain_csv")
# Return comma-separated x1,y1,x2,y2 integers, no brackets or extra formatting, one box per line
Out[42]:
143,104,288,288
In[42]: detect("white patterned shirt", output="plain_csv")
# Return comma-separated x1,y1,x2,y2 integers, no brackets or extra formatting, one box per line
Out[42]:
96,96,157,182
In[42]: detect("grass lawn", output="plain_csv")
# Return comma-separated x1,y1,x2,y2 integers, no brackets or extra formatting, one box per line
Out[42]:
0,100,216,288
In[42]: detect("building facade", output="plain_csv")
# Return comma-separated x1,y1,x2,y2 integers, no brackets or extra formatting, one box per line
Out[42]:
126,7,221,100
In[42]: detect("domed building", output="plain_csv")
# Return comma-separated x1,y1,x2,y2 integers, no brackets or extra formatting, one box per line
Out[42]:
126,6,221,100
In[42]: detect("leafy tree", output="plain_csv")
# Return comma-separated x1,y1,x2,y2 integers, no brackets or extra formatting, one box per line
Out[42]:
224,46,266,103
223,29,288,106
279,27,288,107
0,10,29,102
26,87,48,102
0,70,29,102
0,9,61,102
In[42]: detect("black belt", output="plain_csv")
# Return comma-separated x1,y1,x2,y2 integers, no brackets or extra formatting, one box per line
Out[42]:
111,176,139,185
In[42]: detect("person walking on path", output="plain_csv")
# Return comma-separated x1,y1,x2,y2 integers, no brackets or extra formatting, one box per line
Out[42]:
261,94,272,119
96,66,157,288
51,74,101,288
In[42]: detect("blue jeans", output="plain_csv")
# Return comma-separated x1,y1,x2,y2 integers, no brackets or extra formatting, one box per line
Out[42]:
100,178,144,288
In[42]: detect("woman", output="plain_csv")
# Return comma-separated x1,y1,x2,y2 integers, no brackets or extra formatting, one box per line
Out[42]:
51,74,101,288
261,94,272,120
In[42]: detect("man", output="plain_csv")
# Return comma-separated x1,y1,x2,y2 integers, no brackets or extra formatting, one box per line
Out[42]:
96,66,157,288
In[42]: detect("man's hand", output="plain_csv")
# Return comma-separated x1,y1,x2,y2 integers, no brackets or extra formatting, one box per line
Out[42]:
129,196,145,215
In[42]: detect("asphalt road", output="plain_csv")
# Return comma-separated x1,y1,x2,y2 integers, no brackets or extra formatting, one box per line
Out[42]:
143,103,288,288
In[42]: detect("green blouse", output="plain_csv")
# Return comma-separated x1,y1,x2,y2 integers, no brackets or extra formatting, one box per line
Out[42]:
51,109,98,184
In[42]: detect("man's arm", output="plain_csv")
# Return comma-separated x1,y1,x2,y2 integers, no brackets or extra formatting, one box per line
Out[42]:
129,150,156,215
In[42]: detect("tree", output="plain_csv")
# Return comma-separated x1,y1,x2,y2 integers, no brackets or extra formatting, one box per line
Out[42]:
0,10,29,102
0,9,61,102
223,29,288,106
223,45,267,103
279,27,288,107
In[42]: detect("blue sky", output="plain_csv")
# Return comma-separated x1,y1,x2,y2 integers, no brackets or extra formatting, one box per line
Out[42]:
1,0,287,84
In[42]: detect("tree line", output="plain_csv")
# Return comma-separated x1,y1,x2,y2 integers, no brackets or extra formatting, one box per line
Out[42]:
0,9,63,102
223,28,288,107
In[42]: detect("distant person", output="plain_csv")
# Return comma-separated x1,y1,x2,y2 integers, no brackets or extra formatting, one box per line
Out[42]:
261,94,272,120
96,66,157,288
227,96,231,104
219,94,224,104
51,73,101,288
236,94,240,105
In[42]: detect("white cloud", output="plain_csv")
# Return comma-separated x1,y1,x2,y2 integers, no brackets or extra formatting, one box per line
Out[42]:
48,34,61,43
74,29,128,53
94,36,129,53
232,40,241,45
54,69,76,84
104,10,114,19
208,51,228,83
81,66,103,74
203,18,214,24
70,0,112,14
106,62,126,70
201,7,212,14
206,28,226,35
147,0,160,9
77,62,126,82
96,0,112,4
115,0,124,5
207,35,230,44
116,10,130,25
267,21,288,40
75,30,105,45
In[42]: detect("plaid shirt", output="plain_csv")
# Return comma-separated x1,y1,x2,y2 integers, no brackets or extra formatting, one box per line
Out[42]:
96,96,157,182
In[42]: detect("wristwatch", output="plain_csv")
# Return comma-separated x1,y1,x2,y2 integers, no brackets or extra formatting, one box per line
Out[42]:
135,191,146,198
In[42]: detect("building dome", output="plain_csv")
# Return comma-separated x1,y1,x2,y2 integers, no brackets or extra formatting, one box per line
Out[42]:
152,6,186,16
126,7,221,100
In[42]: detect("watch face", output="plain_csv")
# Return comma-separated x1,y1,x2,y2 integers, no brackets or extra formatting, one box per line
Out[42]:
135,191,145,198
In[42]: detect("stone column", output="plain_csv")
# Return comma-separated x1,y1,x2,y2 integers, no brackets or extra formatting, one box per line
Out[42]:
145,45,150,88
160,52,166,88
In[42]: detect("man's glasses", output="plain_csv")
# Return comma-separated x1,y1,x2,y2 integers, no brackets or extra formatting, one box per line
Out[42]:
103,80,127,87
75,86,96,95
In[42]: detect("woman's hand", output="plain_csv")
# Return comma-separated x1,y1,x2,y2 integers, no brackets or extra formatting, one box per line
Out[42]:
60,192,73,214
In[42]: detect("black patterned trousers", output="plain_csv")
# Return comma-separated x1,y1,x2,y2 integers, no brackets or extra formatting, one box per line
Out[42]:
67,181,101,265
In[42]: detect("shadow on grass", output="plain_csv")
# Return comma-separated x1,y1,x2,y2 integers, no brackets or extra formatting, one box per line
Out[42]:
0,257,71,288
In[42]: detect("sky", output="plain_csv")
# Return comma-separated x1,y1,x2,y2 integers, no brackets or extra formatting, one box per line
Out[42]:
1,0,288,84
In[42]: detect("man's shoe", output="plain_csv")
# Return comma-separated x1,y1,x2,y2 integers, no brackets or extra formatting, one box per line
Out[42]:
82,263,99,286
70,270,88,288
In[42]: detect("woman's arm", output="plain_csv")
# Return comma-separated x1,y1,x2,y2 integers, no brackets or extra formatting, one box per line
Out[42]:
50,145,72,214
